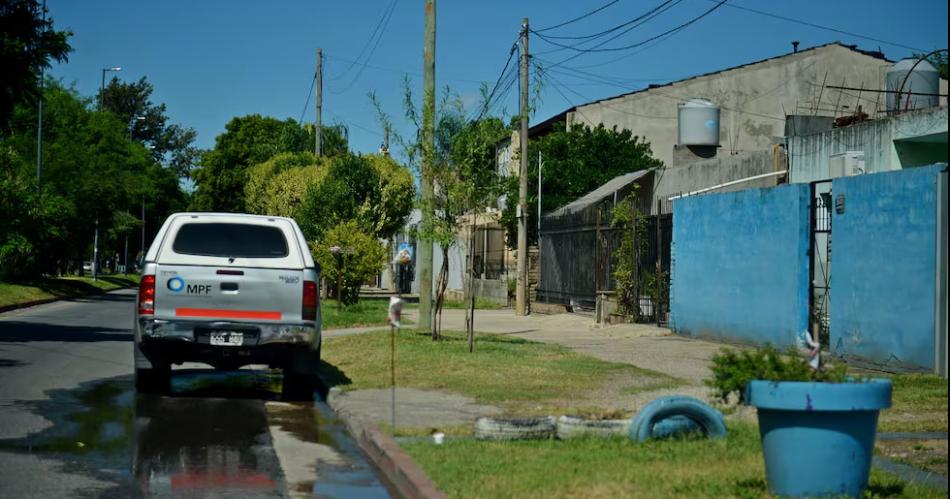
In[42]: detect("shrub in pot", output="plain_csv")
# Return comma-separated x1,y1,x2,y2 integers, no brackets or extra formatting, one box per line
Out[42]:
707,346,892,498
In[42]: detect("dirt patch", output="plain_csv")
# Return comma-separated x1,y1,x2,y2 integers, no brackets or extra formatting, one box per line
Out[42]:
876,439,948,477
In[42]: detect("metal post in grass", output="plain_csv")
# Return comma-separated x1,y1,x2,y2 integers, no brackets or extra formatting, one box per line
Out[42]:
388,295,405,434
389,248,411,434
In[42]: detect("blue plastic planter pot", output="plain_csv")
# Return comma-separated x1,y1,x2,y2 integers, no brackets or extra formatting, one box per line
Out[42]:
746,379,892,498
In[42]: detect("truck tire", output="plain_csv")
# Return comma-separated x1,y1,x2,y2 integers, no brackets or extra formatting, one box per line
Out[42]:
474,416,556,441
281,371,318,401
282,349,320,401
629,396,726,442
135,366,171,395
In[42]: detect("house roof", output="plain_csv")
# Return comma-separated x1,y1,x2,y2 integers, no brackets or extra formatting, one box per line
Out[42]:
529,42,889,135
547,169,652,217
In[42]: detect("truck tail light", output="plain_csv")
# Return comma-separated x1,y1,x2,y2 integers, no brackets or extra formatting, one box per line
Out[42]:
302,280,317,321
138,275,156,315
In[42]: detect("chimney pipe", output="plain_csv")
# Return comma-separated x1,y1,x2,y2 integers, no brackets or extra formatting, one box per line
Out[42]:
792,41,800,53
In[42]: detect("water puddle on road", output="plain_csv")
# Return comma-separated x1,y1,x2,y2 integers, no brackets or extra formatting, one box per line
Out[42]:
0,371,391,498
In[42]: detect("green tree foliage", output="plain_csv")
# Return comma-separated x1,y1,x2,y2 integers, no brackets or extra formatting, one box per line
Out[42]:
190,115,348,212
0,80,185,278
100,76,199,178
296,153,413,241
362,154,414,239
263,166,326,218
244,151,323,214
501,122,664,248
0,0,71,130
311,221,386,306
609,196,646,319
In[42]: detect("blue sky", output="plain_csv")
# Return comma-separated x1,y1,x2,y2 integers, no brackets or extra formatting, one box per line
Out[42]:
47,0,947,156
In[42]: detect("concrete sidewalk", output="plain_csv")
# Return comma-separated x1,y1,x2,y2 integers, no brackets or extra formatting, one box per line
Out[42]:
323,308,733,432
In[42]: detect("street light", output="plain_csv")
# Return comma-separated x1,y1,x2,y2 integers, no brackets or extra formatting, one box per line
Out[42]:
100,66,121,110
125,115,146,273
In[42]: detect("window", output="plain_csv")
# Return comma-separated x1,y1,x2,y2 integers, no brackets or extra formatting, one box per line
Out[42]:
173,223,289,258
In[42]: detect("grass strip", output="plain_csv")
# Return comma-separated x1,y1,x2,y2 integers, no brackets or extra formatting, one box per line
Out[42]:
0,275,139,309
321,299,416,330
878,374,948,433
403,423,945,499
323,330,658,408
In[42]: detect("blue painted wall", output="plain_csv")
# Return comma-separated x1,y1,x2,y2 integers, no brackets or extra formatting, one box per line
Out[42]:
831,165,943,369
671,184,811,347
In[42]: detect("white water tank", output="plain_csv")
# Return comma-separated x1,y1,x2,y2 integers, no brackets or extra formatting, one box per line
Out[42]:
678,98,720,146
886,58,939,112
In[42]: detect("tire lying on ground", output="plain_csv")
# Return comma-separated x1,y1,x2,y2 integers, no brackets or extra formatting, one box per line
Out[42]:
556,416,630,440
629,396,726,442
474,416,557,441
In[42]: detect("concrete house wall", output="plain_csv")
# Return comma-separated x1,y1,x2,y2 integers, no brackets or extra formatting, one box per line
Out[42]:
788,106,948,183
570,44,891,170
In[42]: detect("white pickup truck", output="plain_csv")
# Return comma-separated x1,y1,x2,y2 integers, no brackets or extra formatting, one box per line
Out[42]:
133,213,321,397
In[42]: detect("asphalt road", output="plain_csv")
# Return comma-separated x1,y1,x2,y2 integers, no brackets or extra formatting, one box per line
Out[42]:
0,289,391,498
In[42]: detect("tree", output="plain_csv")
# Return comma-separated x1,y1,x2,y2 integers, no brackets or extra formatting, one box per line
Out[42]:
295,153,414,242
310,221,386,306
501,122,664,249
101,76,199,178
362,154,415,239
374,84,507,339
0,80,185,278
190,115,347,212
244,151,323,214
0,0,71,131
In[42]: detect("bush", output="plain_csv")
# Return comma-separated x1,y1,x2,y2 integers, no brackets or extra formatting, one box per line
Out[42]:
311,221,386,306
705,345,848,404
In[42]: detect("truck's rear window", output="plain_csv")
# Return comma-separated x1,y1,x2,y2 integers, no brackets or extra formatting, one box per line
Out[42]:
172,223,289,258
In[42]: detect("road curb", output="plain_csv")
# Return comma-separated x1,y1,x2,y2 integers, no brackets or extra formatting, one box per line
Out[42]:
0,284,135,315
323,385,448,499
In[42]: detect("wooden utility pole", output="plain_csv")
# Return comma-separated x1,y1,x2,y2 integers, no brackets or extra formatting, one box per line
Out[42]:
516,17,529,316
315,48,323,157
418,0,436,331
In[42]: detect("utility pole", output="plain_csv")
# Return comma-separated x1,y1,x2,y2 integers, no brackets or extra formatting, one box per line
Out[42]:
315,48,323,157
418,0,436,332
515,18,529,316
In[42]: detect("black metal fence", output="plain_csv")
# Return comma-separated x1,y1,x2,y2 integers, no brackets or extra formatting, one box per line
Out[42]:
537,203,672,322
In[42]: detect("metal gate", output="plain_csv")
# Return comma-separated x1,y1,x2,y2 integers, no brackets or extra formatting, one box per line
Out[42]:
809,180,833,346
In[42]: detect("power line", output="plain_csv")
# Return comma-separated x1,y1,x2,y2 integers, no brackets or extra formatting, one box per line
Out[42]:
533,0,620,33
473,41,519,121
535,0,726,56
323,53,483,84
331,0,399,95
298,74,316,123
331,0,399,80
704,0,926,53
534,0,681,44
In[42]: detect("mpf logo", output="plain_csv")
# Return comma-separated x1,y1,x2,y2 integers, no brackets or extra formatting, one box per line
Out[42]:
186,284,211,294
167,277,185,293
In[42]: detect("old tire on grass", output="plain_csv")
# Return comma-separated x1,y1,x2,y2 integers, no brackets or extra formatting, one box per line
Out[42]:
474,416,556,441
629,396,726,442
556,416,629,439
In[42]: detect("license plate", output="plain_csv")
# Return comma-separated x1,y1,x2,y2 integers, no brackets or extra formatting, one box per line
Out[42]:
210,332,244,346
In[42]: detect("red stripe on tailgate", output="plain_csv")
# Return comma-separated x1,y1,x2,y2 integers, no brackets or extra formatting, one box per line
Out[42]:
175,308,282,320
